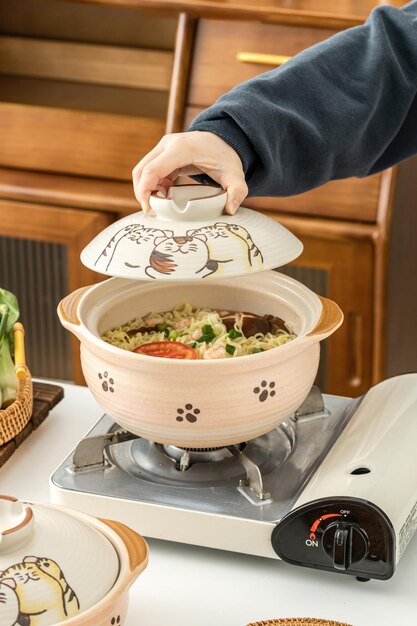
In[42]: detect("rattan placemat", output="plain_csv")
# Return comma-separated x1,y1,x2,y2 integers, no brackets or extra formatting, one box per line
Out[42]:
0,382,64,467
247,617,352,626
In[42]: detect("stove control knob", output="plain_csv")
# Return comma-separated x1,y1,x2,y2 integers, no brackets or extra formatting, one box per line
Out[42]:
322,521,369,570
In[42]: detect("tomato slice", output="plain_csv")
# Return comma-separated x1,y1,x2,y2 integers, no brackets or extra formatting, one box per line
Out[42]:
132,341,197,360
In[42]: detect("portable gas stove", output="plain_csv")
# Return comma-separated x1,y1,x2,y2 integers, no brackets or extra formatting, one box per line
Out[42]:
51,374,417,581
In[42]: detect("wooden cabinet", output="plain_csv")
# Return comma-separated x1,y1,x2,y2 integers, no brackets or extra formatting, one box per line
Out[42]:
188,20,339,106
0,0,415,396
0,200,113,383
277,217,375,397
0,103,165,180
0,0,178,383
175,16,417,397
0,0,176,182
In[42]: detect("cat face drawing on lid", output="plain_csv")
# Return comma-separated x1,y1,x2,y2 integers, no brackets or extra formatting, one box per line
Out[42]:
24,557,80,618
145,234,211,279
0,557,79,626
0,580,20,626
95,225,174,276
187,222,264,274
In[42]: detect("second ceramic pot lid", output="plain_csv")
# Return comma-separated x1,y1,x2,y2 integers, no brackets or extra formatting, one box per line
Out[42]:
81,185,303,281
0,496,119,626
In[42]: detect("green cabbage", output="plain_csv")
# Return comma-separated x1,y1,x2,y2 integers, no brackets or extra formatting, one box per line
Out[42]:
0,289,19,408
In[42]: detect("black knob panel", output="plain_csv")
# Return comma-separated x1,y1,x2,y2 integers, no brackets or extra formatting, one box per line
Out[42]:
322,521,369,570
271,497,395,580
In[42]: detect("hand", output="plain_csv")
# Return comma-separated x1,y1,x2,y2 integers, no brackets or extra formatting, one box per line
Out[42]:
132,131,248,215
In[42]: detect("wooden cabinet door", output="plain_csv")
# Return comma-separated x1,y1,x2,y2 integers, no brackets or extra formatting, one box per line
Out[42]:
276,213,375,397
0,200,113,384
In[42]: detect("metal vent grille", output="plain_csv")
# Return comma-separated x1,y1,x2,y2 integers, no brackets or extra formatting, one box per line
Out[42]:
0,236,72,380
278,265,329,392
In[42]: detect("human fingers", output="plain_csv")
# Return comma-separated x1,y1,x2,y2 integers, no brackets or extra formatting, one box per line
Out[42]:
169,166,247,215
220,175,248,215
135,149,192,213
133,131,248,214
132,143,165,205
155,174,179,195
133,133,224,209
185,132,248,214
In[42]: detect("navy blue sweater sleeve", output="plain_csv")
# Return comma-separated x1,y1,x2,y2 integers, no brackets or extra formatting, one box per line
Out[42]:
189,1,417,197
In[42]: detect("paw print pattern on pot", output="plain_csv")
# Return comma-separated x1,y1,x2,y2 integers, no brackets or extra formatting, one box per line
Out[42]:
98,371,114,393
176,404,200,423
253,380,276,402
111,616,121,625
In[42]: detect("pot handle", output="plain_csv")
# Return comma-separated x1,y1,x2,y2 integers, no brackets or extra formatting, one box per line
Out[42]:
307,296,344,340
58,285,92,331
13,323,27,380
101,519,149,576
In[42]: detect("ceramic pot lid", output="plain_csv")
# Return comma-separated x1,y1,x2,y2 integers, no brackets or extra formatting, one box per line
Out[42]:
81,185,303,281
0,495,119,626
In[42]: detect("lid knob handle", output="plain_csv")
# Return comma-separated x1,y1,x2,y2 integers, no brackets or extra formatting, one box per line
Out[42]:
149,185,227,222
0,496,33,551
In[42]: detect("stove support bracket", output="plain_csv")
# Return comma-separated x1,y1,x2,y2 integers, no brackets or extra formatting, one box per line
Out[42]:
73,431,137,471
295,385,325,418
230,448,271,501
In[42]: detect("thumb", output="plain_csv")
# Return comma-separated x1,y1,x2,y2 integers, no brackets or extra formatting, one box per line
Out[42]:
222,177,248,215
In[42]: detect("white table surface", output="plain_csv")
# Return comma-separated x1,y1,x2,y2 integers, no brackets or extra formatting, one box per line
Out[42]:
1,381,416,626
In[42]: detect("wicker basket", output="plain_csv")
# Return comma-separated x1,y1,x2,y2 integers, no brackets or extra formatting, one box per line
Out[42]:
0,322,32,446
247,617,351,626
0,371,33,446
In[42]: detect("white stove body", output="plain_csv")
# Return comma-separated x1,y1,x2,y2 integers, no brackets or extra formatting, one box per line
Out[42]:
292,374,417,565
51,375,417,580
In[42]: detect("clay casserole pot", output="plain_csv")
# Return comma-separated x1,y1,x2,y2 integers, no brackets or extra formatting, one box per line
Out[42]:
58,271,343,448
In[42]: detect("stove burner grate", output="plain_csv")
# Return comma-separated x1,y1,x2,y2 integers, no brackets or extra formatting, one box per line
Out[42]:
52,386,357,521
162,443,237,467
181,446,226,451
107,419,296,495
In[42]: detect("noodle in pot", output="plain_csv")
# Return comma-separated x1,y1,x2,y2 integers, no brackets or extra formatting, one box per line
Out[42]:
101,303,296,359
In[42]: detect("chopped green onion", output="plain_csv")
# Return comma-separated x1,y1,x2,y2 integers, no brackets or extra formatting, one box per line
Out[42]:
253,348,264,353
197,335,214,344
196,324,215,344
188,342,197,348
226,344,236,355
228,328,243,339
158,324,170,337
169,330,179,340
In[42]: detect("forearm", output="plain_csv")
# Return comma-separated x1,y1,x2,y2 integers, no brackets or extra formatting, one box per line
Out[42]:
189,1,417,197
